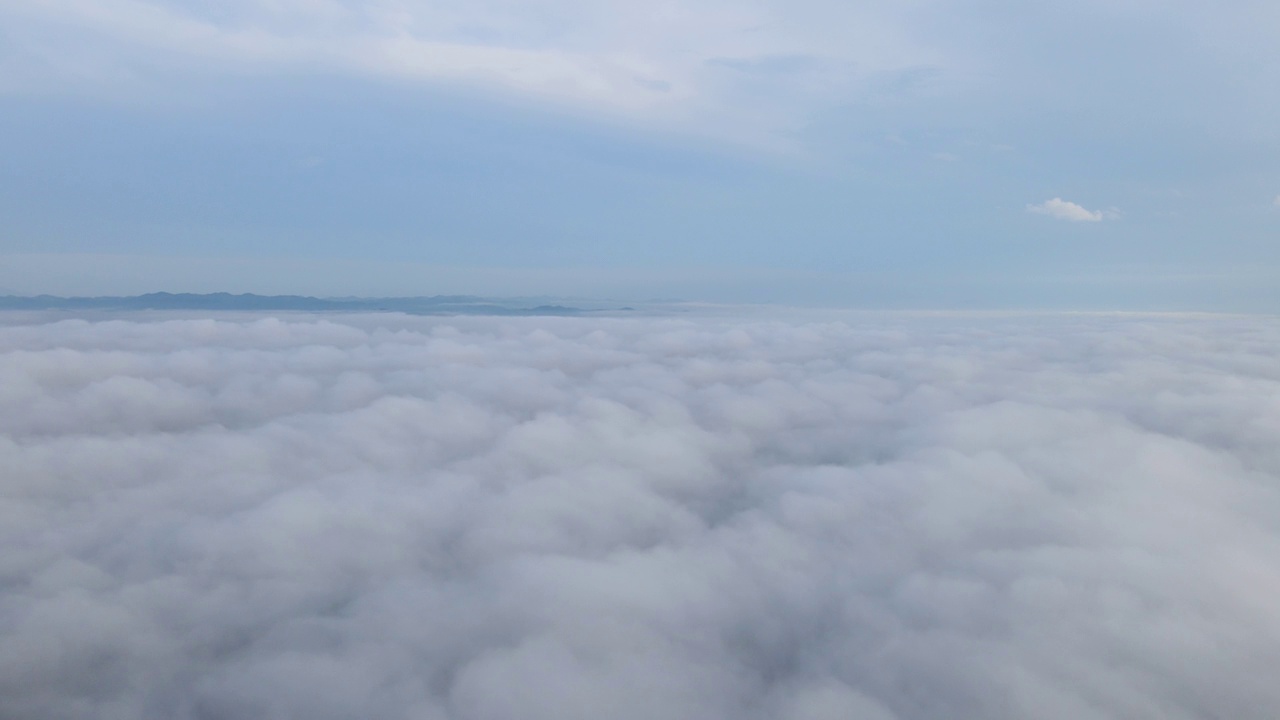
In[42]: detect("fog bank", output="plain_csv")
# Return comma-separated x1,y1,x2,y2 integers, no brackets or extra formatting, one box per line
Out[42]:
3,311,1279,719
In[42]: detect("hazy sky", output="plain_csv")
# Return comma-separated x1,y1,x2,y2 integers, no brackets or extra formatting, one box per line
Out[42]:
1,1,1278,307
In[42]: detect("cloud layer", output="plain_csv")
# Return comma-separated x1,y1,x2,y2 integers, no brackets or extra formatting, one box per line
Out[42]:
3,310,1280,719
0,0,938,146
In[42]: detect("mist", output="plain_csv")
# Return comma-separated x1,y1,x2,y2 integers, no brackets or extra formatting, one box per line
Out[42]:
3,310,1279,719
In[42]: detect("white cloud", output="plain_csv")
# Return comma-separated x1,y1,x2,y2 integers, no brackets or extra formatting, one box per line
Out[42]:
1026,197,1105,222
1272,194,1280,207
4,0,1279,155
3,310,1280,719
0,0,947,148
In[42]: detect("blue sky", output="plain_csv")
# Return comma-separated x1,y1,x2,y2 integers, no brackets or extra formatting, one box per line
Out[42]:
1,0,1278,308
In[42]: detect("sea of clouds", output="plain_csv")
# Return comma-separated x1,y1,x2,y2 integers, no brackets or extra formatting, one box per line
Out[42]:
2,309,1279,719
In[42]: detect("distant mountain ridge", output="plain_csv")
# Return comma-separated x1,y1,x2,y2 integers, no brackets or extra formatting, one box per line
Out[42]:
0,292,601,316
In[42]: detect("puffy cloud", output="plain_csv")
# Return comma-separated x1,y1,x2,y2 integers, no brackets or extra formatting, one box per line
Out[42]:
3,310,1280,719
1026,197,1106,222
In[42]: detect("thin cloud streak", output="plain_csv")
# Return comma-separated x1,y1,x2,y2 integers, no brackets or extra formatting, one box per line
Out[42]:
0,0,942,147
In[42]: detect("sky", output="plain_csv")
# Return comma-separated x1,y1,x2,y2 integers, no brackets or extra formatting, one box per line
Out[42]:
1,0,1279,307
5,309,1280,719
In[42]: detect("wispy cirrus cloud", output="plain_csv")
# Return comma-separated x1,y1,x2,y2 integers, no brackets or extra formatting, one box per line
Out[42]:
4,0,1279,155
0,0,946,147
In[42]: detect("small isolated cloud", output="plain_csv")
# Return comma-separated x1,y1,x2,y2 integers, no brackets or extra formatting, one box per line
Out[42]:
1027,197,1105,222
1273,194,1280,207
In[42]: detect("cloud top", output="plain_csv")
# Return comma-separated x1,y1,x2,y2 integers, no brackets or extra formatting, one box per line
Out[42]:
1026,197,1105,222
2,311,1280,719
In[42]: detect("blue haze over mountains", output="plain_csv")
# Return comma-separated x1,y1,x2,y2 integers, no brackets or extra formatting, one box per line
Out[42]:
0,293,608,315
